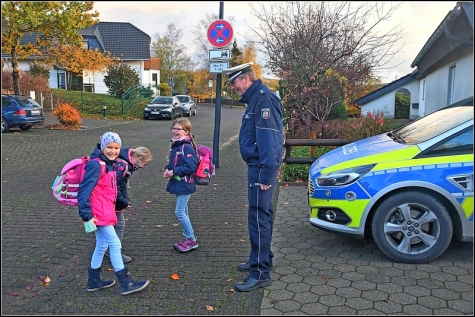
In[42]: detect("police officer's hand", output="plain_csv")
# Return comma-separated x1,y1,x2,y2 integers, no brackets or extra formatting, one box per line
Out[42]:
260,184,272,191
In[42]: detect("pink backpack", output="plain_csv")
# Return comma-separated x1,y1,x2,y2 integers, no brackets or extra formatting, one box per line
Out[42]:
52,156,105,206
194,144,215,185
174,144,215,185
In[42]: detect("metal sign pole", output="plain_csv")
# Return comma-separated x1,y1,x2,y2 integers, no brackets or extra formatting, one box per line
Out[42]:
212,1,225,168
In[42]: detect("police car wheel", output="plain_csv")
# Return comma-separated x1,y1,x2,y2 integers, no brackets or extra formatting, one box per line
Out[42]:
371,191,452,264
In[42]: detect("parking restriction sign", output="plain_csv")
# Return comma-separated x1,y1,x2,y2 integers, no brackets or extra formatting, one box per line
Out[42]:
207,20,233,48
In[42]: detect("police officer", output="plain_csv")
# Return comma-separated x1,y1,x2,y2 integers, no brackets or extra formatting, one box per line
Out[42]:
223,62,283,292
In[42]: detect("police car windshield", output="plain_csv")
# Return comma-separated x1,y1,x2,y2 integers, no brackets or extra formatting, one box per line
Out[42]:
393,104,473,145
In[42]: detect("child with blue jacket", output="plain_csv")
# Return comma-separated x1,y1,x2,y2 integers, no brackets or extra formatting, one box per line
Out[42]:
163,118,200,253
78,132,149,295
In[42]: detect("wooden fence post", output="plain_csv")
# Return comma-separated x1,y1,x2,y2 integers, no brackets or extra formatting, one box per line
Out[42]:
311,130,317,157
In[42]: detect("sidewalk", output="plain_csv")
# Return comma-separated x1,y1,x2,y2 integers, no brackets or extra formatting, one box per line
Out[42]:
1,110,473,315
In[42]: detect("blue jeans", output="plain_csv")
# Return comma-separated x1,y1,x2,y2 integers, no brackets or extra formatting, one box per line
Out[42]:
175,194,195,240
105,211,125,256
91,225,124,272
115,210,125,243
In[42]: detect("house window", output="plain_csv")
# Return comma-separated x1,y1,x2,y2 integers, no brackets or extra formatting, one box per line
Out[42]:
57,72,66,89
152,73,158,87
82,40,89,49
83,83,94,93
447,65,456,105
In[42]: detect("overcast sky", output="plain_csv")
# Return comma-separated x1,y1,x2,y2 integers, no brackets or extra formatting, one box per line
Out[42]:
92,1,457,82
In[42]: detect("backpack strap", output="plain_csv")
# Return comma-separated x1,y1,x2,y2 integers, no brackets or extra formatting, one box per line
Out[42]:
174,144,186,166
91,158,106,176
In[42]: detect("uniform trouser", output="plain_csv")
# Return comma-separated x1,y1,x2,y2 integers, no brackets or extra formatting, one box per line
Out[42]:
247,165,278,280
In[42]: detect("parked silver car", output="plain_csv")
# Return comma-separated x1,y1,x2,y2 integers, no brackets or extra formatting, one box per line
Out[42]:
176,95,196,117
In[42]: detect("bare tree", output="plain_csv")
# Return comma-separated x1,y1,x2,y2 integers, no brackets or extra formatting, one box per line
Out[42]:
245,2,405,136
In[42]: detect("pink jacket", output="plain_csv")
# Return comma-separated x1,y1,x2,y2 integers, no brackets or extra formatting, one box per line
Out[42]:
78,159,118,226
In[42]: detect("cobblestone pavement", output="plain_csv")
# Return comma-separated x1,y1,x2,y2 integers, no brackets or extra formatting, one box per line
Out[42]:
1,104,473,315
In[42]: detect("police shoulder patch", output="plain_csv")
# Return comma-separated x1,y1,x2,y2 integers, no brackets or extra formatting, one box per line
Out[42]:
261,108,270,119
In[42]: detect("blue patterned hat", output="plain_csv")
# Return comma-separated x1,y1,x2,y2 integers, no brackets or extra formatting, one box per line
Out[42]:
100,132,121,150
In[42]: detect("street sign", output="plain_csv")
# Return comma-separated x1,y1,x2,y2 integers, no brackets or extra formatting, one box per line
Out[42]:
207,20,233,48
209,62,228,74
209,49,231,61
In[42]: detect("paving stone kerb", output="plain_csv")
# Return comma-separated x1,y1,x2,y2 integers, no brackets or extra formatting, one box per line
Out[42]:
2,104,473,315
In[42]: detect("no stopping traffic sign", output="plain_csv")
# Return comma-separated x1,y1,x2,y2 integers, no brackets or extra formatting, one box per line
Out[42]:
207,20,233,48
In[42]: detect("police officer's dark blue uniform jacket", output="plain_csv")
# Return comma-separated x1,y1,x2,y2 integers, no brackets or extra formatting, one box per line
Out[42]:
239,79,283,184
164,137,200,195
91,145,133,211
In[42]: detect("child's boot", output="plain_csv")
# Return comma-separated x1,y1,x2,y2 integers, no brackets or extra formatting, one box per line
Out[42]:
87,267,116,291
115,266,150,295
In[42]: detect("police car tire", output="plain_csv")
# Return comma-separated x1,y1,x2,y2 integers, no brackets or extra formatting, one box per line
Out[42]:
371,191,452,264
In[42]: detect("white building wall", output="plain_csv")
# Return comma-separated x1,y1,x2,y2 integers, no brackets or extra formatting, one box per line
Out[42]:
421,52,473,115
361,94,395,118
453,53,473,102
361,79,419,119
3,58,153,95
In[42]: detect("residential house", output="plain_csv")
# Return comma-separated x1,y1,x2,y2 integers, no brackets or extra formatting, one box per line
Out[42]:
355,1,473,119
2,22,161,96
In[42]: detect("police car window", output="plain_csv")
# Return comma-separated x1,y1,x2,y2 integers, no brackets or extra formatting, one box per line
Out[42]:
395,106,473,144
427,127,473,156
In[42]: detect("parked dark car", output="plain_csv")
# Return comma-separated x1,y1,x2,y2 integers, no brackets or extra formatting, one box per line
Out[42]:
2,94,45,133
176,95,197,117
143,96,183,120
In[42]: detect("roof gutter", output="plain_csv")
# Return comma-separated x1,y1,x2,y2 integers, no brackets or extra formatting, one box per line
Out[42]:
411,2,473,68
444,6,473,45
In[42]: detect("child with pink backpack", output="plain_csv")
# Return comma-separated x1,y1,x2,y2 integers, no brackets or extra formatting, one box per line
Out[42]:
78,132,149,295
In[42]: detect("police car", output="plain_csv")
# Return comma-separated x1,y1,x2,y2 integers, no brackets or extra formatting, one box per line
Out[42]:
308,96,473,263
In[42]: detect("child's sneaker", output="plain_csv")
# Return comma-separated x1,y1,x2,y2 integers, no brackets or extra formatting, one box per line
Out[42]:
174,238,198,253
173,238,186,250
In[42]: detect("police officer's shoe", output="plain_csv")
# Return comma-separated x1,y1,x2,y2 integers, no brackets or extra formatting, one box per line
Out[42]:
237,262,250,272
235,277,272,292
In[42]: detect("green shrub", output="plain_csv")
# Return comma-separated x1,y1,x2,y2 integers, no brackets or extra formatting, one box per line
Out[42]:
328,102,347,120
103,63,140,98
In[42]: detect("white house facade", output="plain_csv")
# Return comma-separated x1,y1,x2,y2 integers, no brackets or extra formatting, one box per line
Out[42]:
2,22,161,96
